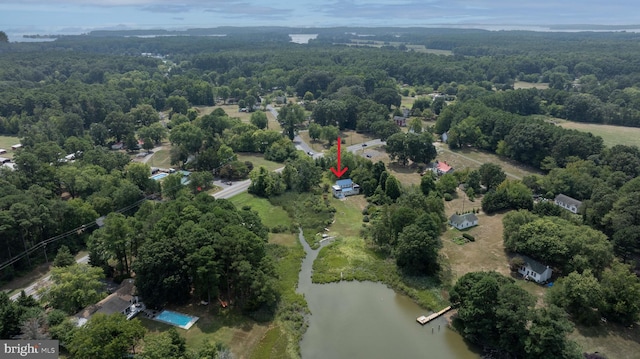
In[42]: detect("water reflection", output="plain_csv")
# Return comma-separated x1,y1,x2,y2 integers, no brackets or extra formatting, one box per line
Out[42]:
296,231,480,359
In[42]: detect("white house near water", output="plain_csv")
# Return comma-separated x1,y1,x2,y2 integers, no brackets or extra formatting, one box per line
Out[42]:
332,179,360,199
554,194,583,214
517,255,553,284
449,213,478,230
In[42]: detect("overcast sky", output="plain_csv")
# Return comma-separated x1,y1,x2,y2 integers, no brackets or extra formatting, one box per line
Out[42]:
1,0,639,37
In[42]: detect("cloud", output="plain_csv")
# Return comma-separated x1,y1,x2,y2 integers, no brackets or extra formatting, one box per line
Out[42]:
142,4,191,13
203,2,291,18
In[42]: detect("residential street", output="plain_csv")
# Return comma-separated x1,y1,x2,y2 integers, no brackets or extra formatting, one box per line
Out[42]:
10,254,89,301
8,106,382,301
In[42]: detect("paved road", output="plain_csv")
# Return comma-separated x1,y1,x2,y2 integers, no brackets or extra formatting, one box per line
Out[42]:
346,139,385,155
266,104,279,120
212,167,284,199
10,254,89,301
213,179,252,199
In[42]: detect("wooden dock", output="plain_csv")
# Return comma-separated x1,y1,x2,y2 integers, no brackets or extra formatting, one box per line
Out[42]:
416,306,452,325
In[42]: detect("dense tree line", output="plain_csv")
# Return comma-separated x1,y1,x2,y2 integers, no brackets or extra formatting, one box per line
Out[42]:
88,193,276,311
450,271,582,359
503,210,613,276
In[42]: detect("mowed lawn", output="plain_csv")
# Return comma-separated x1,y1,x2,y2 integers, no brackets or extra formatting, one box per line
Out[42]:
434,143,543,179
558,120,640,148
513,81,550,90
229,192,290,229
0,135,21,159
441,189,640,358
146,149,172,168
441,188,511,281
570,322,640,359
312,194,447,311
139,308,269,359
236,153,283,172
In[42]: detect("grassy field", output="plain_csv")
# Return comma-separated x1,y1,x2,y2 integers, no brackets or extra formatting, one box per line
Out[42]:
441,189,511,281
434,143,543,179
570,322,640,359
140,308,269,359
340,40,453,55
311,195,447,311
147,149,172,168
229,192,291,229
513,81,550,90
236,153,283,172
557,119,640,148
0,135,21,159
441,188,640,358
351,137,543,188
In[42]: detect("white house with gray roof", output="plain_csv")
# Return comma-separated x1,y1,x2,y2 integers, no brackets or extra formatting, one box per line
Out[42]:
517,255,552,284
554,194,582,214
449,213,478,230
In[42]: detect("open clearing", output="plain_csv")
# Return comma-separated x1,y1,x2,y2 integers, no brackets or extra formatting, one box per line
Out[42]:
355,141,542,188
442,189,640,358
513,81,550,90
229,192,291,229
434,143,543,179
236,153,283,172
557,120,640,148
338,40,453,55
441,188,510,280
570,322,640,359
0,135,21,159
146,148,172,168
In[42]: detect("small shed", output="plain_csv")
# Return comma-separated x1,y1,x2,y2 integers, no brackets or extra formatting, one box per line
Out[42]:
554,194,582,214
517,255,552,284
449,213,478,230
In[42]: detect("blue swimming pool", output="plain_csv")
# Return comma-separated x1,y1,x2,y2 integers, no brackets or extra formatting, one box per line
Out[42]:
154,310,199,329
150,172,168,181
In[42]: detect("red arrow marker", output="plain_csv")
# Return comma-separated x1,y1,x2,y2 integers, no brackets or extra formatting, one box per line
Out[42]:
330,137,348,178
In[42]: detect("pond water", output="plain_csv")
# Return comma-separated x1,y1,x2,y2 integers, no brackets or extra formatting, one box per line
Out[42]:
297,231,480,359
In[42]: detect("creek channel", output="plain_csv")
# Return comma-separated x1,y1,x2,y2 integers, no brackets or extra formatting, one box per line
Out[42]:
296,230,480,359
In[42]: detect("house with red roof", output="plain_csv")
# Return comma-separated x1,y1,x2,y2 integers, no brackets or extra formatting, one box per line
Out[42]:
435,160,453,175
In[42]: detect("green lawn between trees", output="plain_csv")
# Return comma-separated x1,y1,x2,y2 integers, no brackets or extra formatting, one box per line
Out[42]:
312,195,448,311
140,190,447,358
